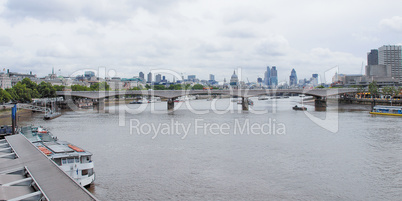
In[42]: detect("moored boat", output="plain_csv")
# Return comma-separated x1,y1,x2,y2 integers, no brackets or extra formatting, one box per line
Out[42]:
44,111,62,120
19,126,95,187
293,105,307,111
370,105,402,116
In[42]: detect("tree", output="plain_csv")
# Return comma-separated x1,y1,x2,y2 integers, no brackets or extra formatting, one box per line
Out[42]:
192,84,204,90
90,82,110,91
368,81,379,98
20,78,38,90
71,84,90,91
356,86,366,98
0,88,12,103
317,85,325,88
145,84,151,89
131,86,143,90
168,84,182,90
13,82,32,102
38,82,56,98
152,85,166,90
53,85,65,91
6,88,18,101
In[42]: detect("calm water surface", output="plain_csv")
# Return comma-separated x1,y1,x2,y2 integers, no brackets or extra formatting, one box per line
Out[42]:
20,97,402,200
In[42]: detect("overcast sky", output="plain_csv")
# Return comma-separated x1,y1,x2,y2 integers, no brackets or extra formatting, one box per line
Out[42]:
0,0,401,83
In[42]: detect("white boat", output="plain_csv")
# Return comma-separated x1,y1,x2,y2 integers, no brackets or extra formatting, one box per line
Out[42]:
44,111,62,120
258,96,268,100
20,126,95,187
175,96,195,102
370,105,402,116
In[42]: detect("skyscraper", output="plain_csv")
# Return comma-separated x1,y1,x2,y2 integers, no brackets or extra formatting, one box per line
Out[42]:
155,74,162,82
209,74,215,81
139,72,144,80
147,72,152,83
188,75,196,81
270,66,278,87
378,45,402,80
367,49,378,65
289,68,297,86
311,74,319,86
264,66,270,86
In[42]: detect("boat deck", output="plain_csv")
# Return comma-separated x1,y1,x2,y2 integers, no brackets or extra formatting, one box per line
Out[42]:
0,134,97,200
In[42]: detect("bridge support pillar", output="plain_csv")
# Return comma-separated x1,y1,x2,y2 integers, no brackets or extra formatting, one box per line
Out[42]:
314,96,327,111
241,97,249,111
167,98,175,112
95,98,105,113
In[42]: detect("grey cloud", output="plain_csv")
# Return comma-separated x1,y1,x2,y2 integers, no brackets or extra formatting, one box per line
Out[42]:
223,7,272,24
76,27,105,38
0,36,12,46
255,35,290,56
380,16,402,33
2,0,182,22
3,0,79,21
223,30,255,38
195,43,233,53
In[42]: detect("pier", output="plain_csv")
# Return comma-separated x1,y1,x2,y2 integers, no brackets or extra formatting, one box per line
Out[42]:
0,134,98,200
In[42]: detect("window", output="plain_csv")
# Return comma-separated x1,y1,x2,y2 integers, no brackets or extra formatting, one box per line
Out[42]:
62,159,67,165
54,158,62,165
68,158,74,164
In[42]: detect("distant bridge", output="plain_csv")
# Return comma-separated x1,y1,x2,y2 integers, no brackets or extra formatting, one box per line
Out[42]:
56,88,358,111
56,88,357,99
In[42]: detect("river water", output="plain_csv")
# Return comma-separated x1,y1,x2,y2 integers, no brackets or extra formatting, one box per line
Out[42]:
20,97,402,200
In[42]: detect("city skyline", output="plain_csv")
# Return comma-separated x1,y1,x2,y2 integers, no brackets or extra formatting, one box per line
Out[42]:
0,1,401,82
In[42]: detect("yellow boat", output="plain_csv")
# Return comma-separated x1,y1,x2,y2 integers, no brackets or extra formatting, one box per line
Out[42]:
370,105,402,116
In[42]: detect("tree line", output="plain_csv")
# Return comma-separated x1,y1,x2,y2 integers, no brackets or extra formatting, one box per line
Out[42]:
356,82,402,98
0,78,110,103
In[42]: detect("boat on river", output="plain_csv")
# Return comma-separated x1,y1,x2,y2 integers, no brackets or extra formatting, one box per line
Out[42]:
293,105,307,111
19,126,95,187
44,111,62,120
370,105,402,116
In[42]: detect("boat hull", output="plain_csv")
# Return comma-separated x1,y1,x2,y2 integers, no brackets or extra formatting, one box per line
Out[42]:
293,107,307,111
369,112,402,116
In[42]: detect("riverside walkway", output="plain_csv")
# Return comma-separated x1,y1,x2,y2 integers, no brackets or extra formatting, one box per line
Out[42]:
0,134,97,201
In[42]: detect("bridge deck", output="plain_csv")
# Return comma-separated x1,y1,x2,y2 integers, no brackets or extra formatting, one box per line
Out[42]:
0,134,97,200
57,88,358,99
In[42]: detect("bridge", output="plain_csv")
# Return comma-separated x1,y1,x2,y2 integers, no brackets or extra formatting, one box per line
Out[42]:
56,88,358,111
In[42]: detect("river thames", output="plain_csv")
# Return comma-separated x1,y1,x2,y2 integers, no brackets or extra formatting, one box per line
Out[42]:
20,97,402,200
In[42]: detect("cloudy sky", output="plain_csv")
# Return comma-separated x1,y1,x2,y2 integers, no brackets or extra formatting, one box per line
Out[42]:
0,0,401,83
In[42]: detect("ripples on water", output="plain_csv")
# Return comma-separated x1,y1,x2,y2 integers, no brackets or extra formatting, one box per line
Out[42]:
21,97,402,200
